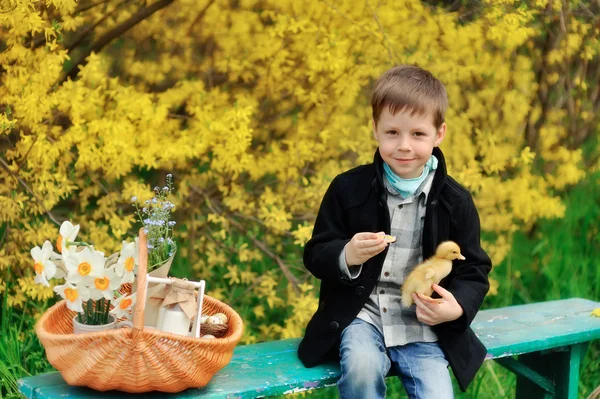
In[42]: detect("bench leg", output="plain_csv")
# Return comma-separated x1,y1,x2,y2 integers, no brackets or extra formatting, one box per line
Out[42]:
513,342,588,399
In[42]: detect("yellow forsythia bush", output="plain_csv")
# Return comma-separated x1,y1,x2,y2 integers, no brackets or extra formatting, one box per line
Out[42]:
1,0,598,342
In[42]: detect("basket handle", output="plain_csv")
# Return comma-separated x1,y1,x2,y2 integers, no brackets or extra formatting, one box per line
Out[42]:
133,228,148,330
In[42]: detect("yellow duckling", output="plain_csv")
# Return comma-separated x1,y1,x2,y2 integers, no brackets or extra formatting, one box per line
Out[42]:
401,241,465,308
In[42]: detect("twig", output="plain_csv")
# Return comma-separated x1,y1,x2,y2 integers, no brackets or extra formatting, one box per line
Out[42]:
186,0,216,36
366,0,397,64
319,0,361,27
66,0,132,52
0,157,60,225
233,212,294,238
189,184,301,293
15,135,38,173
76,0,113,14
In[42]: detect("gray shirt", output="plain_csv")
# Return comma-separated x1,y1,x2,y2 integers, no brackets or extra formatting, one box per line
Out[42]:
339,169,437,347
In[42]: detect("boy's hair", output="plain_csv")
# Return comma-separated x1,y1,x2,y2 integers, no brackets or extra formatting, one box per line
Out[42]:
371,65,448,129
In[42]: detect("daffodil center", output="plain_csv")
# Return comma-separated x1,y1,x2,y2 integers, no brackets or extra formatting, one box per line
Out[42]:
95,277,109,290
119,298,133,310
125,257,134,272
34,262,43,274
64,288,78,302
56,236,63,253
78,262,92,276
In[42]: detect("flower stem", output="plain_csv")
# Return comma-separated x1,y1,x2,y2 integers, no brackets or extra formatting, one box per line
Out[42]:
104,299,111,324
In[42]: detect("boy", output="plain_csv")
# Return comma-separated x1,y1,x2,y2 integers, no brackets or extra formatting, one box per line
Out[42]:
298,65,492,398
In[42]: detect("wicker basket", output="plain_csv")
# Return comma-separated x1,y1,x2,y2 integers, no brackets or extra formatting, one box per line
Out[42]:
36,229,244,393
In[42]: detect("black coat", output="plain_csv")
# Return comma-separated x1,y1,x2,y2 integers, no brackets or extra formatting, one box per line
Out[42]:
298,147,492,391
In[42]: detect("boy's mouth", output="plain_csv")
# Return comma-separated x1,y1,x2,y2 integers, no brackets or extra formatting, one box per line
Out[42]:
394,158,416,164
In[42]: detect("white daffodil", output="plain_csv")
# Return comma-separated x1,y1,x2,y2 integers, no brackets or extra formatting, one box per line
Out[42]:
114,240,138,284
110,293,136,319
63,246,105,286
54,282,90,313
31,240,62,286
89,267,122,300
57,221,80,254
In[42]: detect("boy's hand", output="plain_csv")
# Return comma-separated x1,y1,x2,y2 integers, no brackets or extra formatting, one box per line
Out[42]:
412,284,464,326
345,232,388,266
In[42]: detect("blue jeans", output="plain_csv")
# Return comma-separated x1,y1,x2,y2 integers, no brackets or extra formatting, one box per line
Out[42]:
337,318,454,399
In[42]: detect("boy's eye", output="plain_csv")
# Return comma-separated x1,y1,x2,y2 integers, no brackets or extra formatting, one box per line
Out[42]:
386,130,397,135
413,131,425,136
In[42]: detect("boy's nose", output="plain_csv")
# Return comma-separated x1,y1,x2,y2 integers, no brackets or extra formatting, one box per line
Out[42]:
396,137,410,151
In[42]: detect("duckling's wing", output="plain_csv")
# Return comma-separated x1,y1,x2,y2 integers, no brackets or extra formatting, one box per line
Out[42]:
423,267,436,280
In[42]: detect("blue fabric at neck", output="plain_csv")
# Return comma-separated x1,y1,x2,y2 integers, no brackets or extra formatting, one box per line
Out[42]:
383,155,438,198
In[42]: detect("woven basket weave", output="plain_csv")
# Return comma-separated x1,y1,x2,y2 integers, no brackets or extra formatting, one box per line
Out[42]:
36,229,244,393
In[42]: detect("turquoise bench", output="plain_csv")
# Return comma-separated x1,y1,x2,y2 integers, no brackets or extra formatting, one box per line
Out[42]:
19,298,600,399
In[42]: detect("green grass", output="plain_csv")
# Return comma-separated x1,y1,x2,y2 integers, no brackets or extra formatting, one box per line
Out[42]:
0,290,53,399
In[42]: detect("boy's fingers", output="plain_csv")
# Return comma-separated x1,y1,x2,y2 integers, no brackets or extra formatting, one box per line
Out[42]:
432,284,453,300
356,238,385,249
360,244,387,257
356,232,383,240
417,293,441,305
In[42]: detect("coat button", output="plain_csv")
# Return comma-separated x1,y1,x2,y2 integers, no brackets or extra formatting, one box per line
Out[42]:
329,321,339,332
355,286,365,296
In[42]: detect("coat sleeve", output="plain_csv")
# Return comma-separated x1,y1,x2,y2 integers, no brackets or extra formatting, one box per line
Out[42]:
442,194,492,332
303,176,353,284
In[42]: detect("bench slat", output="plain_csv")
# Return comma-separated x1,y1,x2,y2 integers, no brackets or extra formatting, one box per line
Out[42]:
18,298,600,398
473,298,600,357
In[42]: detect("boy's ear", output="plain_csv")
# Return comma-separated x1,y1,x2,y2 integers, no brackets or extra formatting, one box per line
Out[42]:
434,123,446,147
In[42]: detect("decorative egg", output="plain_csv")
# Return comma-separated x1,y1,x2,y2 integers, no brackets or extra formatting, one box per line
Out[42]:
213,313,228,324
202,334,215,339
206,315,224,325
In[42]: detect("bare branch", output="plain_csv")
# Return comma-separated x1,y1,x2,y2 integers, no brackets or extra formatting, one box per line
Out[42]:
189,184,301,293
59,0,176,84
0,157,60,225
186,0,216,36
366,0,398,64
66,0,133,52
76,0,114,14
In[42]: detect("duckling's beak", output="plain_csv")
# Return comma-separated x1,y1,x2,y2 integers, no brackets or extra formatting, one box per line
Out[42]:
458,254,466,260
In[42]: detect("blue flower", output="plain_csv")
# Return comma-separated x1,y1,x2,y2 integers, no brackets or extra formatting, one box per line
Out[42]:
167,173,172,178
168,221,176,226
131,196,137,202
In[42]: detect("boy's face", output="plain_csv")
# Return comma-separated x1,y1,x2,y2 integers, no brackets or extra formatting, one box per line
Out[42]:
373,107,446,179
